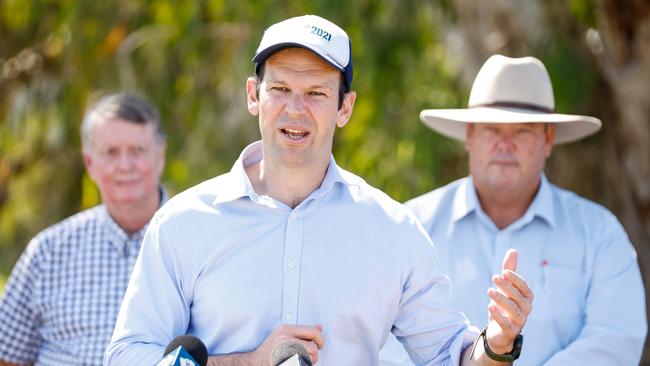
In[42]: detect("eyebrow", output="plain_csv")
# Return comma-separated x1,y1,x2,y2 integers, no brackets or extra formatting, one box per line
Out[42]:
266,78,336,91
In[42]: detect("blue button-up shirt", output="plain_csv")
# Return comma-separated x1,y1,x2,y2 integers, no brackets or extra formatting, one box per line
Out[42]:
380,175,646,365
106,141,475,365
0,191,165,366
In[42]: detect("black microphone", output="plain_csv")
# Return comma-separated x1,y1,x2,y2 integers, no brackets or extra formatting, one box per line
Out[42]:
269,341,313,366
156,335,208,366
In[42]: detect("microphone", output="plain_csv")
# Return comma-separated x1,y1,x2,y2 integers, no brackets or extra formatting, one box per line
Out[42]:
269,341,313,366
156,335,208,366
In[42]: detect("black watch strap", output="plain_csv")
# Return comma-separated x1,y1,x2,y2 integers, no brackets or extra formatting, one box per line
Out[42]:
471,327,523,362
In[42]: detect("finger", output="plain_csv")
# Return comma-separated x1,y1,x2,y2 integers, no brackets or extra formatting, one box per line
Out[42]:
283,324,322,338
502,270,534,301
492,275,532,316
276,324,325,349
296,339,320,364
276,339,320,364
502,248,518,272
487,305,518,350
487,287,524,323
295,330,325,350
488,304,518,336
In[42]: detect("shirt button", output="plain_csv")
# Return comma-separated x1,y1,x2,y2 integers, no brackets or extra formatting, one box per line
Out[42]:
287,261,296,269
285,312,293,321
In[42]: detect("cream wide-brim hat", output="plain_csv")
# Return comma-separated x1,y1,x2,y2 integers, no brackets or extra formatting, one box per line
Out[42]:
420,55,602,144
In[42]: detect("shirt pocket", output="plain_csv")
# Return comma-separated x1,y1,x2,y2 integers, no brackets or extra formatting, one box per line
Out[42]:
540,265,586,344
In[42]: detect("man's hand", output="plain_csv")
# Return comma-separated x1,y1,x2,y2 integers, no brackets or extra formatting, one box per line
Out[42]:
485,249,533,354
206,324,324,366
252,324,324,365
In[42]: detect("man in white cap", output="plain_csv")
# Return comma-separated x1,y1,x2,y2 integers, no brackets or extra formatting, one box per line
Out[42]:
380,55,647,365
107,18,532,366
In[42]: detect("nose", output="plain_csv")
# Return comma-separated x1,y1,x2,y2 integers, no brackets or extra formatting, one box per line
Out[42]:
284,92,307,116
494,130,517,151
116,151,135,171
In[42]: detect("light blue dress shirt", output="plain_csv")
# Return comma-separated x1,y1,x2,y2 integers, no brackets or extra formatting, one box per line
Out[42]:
380,175,647,365
105,141,476,366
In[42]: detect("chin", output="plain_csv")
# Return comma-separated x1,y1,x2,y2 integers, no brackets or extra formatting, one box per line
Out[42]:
487,177,519,191
108,197,137,206
107,190,145,204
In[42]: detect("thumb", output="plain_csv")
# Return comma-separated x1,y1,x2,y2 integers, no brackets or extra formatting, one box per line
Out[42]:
502,248,518,272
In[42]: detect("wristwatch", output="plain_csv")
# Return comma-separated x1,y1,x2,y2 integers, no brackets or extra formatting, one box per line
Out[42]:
475,326,523,362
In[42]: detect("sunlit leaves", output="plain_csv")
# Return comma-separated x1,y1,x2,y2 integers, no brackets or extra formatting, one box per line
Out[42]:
0,0,606,279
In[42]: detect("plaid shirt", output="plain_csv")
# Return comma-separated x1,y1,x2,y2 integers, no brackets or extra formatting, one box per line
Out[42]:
0,192,166,365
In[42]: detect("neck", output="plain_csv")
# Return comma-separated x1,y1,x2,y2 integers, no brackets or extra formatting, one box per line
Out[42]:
104,191,160,235
475,181,540,230
246,156,329,209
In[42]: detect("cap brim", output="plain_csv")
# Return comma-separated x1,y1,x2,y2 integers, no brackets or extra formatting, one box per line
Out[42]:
252,42,345,72
419,107,602,144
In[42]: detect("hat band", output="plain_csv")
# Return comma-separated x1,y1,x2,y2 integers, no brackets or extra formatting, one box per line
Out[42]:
469,101,554,113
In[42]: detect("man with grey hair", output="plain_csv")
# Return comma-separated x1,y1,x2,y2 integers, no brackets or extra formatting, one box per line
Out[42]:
0,92,167,366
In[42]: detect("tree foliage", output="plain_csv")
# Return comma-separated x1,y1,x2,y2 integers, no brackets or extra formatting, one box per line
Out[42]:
0,0,464,271
2,0,649,361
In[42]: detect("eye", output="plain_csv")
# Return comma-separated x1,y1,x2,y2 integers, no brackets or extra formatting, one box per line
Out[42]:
131,146,146,156
308,90,327,97
484,126,498,134
270,86,289,93
105,147,119,157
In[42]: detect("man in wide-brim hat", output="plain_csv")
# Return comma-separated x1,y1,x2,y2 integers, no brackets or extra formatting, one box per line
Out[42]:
380,55,646,365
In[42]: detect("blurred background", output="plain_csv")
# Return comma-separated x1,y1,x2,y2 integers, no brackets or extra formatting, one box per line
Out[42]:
1,0,649,362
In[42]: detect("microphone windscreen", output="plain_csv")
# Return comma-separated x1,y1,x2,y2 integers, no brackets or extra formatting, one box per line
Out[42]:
269,341,312,366
163,335,208,366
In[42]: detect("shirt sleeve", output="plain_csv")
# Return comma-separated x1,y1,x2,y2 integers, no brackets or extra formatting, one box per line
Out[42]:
0,236,46,364
105,213,192,365
543,219,647,365
391,221,476,365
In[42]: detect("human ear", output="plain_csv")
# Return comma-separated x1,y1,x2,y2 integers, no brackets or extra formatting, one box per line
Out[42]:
336,91,356,128
246,77,260,116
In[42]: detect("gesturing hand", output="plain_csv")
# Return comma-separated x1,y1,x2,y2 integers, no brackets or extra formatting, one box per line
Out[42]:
253,324,324,365
485,249,533,354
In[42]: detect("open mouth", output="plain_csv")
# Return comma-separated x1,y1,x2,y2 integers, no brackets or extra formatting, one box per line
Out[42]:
280,127,310,141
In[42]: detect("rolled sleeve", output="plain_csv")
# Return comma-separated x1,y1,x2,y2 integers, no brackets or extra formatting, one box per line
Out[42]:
393,226,473,365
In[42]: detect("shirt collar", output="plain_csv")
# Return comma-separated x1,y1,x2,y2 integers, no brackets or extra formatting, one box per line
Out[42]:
453,174,555,228
523,174,556,228
212,140,353,205
211,141,261,205
101,186,168,248
451,176,478,223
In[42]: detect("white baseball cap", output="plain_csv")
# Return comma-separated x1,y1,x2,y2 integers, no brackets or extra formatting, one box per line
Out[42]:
252,15,353,92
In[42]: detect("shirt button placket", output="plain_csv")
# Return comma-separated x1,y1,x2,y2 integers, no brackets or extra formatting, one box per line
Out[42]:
494,231,510,272
282,211,303,325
